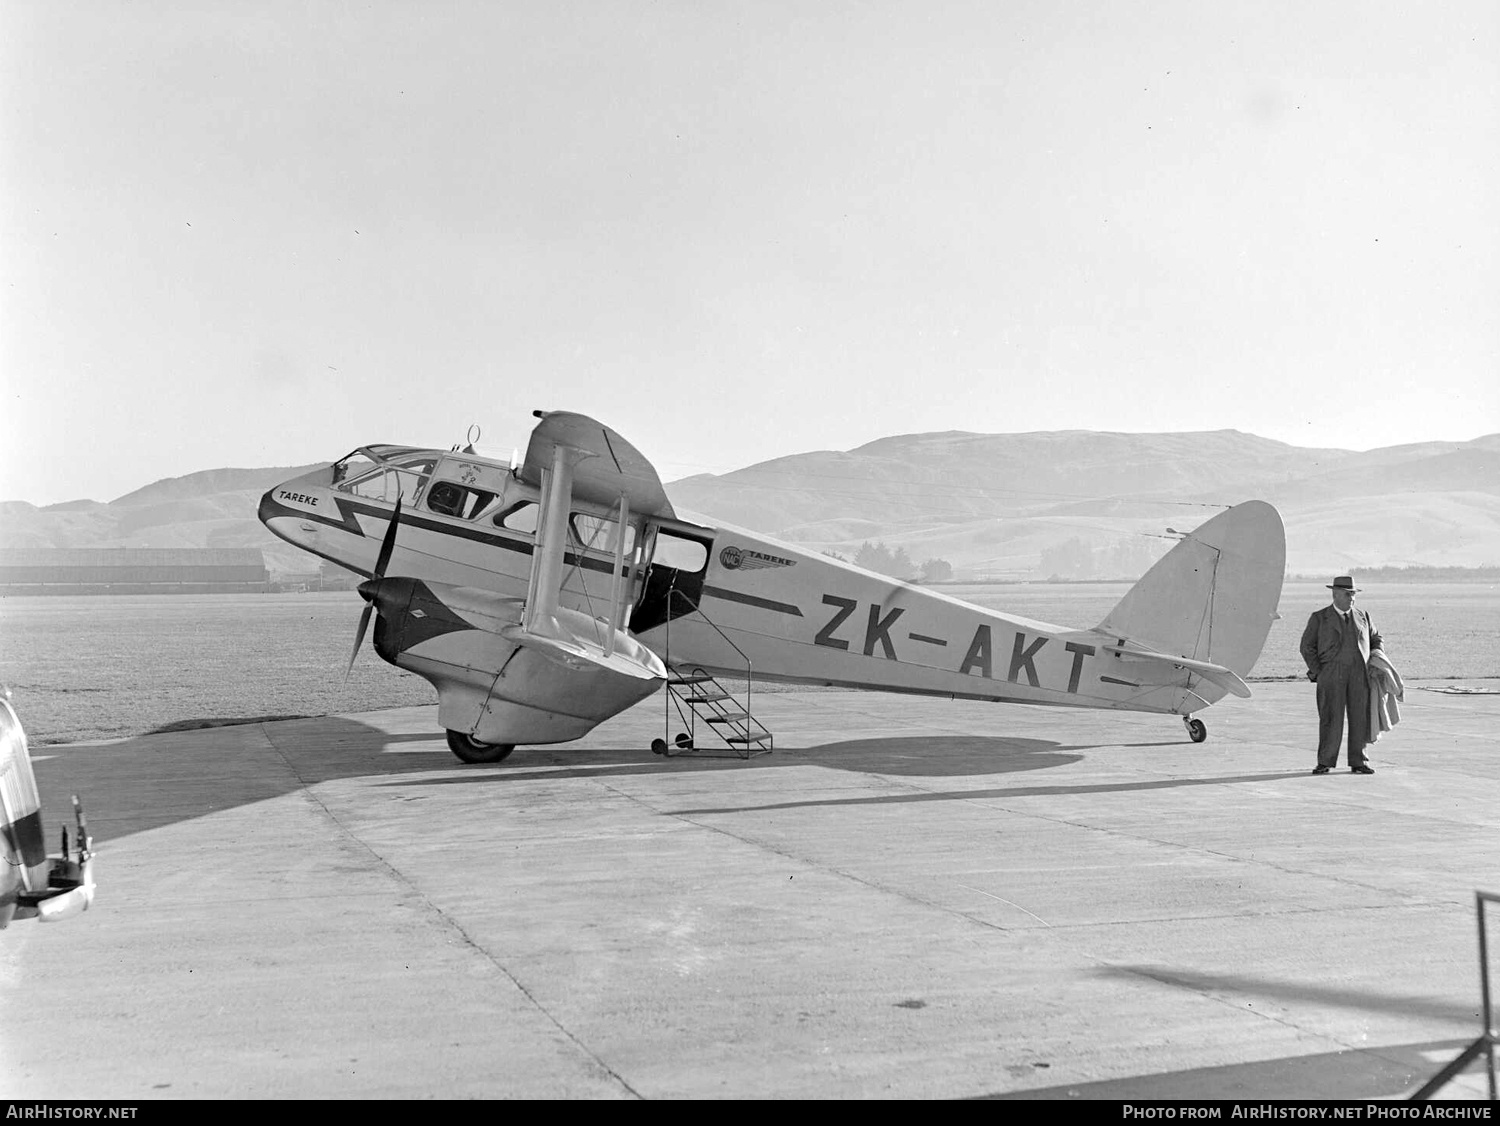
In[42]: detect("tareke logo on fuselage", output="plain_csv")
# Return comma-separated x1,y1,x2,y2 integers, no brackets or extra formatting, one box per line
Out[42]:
720,546,794,571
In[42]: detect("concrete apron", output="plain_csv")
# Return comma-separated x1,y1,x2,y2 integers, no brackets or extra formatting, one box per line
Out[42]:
3,681,1497,1099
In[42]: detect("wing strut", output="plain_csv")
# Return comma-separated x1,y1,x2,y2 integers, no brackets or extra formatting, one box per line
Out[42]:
520,433,638,662
605,494,629,658
523,440,576,636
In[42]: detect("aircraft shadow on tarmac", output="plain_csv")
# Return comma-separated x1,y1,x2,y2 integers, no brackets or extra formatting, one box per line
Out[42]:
29,716,451,846
392,733,1310,817
515,733,1091,778
30,716,1301,847
650,769,1315,816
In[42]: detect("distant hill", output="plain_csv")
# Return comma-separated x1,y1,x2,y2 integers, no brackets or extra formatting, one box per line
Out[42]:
110,466,333,508
668,430,1500,578
0,464,330,577
668,429,1355,532
2,433,1496,580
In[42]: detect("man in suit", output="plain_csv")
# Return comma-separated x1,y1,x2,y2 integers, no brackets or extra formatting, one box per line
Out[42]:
1299,576,1384,775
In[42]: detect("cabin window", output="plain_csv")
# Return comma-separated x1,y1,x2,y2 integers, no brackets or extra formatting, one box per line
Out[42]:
426,482,496,520
570,513,636,556
494,502,539,534
652,530,708,574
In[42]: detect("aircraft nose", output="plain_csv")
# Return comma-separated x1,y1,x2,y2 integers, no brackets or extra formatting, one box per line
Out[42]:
258,465,338,532
357,576,418,614
257,488,280,526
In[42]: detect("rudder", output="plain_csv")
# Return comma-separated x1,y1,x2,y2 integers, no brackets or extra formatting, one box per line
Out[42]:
1096,500,1285,679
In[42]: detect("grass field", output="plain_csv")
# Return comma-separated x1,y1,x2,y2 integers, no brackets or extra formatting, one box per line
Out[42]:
1,580,1495,744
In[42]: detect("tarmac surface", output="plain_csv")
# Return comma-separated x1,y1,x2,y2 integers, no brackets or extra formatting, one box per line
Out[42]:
2,681,1498,1100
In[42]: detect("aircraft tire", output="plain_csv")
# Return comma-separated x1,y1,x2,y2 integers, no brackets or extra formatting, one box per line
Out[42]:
445,730,516,764
1185,718,1208,744
650,738,669,755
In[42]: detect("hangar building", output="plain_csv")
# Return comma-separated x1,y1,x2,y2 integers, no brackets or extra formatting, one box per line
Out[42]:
0,549,270,595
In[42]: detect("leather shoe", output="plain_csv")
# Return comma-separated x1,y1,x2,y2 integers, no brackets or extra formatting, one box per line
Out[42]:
1351,764,1375,774
1311,765,1330,774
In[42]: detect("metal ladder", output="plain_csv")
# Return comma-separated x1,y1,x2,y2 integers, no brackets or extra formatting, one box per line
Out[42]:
651,584,772,759
654,666,772,759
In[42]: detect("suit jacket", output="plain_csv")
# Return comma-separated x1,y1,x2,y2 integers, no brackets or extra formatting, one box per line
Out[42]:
1300,604,1383,675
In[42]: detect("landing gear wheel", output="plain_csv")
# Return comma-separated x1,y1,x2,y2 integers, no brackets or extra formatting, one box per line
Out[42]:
1184,717,1208,744
674,732,693,750
445,730,516,764
651,738,669,756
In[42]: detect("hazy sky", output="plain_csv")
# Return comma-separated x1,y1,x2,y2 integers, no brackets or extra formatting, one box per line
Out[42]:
3,1,1496,506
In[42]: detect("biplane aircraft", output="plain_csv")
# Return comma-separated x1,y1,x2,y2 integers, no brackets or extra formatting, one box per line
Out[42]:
258,411,1285,764
1,689,95,927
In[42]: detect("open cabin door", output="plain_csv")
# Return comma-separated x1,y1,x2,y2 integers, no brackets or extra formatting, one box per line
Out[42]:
630,523,715,634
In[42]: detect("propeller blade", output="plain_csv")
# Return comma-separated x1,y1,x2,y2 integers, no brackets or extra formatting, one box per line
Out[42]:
347,603,373,680
373,493,403,579
348,493,402,679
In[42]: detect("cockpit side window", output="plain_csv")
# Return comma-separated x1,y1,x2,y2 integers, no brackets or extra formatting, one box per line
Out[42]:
343,468,402,502
392,457,436,503
427,482,497,520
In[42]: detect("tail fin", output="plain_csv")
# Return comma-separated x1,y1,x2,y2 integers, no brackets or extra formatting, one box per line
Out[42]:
1096,500,1285,679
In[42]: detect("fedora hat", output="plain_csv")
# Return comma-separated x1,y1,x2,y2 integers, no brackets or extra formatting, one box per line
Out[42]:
1326,575,1361,591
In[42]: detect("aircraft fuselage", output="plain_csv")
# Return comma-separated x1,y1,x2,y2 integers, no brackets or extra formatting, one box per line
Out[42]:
260,444,1218,716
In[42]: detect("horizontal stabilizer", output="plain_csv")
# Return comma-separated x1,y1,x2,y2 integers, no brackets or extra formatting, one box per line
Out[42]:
1101,645,1252,699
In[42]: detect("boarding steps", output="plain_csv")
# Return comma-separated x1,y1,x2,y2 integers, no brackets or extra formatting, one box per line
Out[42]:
653,667,773,759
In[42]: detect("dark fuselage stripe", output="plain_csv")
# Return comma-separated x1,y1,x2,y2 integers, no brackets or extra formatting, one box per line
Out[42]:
263,494,627,577
700,585,803,617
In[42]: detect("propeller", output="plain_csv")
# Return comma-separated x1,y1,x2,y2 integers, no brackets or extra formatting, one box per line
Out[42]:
347,494,403,678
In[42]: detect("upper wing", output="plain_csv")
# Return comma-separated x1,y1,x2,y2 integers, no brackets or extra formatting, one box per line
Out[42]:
519,411,675,519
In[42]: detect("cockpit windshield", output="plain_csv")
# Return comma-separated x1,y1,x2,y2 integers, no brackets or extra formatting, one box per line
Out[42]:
332,447,436,504
330,450,379,486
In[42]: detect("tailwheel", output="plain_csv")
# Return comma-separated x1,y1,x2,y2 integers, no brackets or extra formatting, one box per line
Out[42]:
1183,716,1208,744
446,730,516,764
